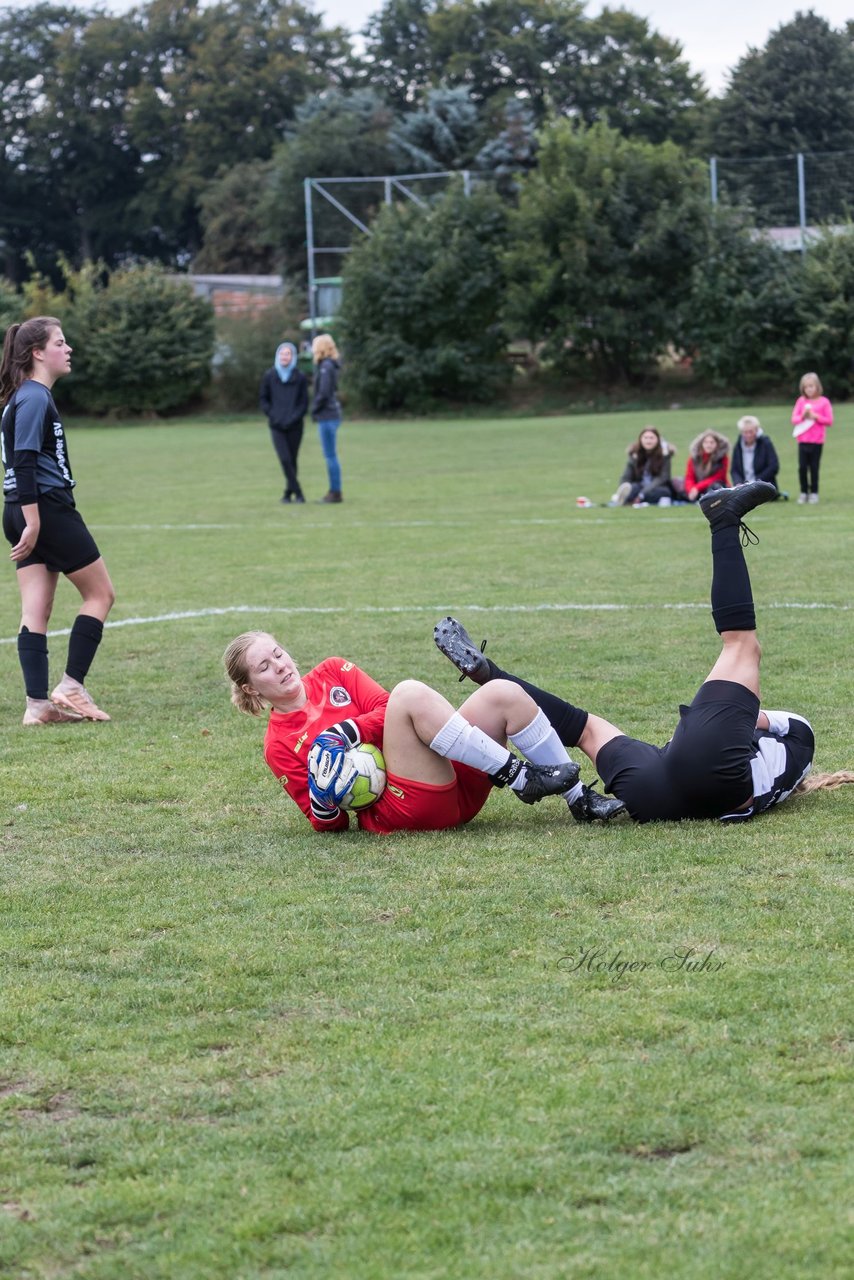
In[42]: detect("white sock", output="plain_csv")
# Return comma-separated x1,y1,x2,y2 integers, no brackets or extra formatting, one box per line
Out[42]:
429,712,511,775
510,710,581,802
509,710,565,762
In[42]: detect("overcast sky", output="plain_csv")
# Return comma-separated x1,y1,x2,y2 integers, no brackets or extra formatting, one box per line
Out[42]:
6,0,852,95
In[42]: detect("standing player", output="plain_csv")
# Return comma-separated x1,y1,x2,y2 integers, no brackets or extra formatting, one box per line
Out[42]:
223,633,624,833
434,482,849,823
2,317,115,725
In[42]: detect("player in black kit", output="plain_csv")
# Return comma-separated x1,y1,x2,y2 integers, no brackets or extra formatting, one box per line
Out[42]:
2,316,115,724
435,482,852,822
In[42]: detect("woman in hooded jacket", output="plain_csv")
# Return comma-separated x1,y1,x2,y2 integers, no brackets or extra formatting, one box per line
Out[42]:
259,342,308,504
610,426,677,506
311,334,343,504
684,430,729,503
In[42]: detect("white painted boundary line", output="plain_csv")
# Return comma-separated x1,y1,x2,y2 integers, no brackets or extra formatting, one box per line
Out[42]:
1,600,848,646
89,514,837,533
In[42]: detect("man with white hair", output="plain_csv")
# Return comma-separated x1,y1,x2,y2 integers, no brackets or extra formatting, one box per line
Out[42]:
731,414,781,494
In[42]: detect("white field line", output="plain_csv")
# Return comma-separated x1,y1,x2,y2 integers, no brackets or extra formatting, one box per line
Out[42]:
89,510,841,533
1,600,849,646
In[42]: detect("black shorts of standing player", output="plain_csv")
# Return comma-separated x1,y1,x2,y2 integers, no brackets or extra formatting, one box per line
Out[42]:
3,488,100,574
434,481,838,824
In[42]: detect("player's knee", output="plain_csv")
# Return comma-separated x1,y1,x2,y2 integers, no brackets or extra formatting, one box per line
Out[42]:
488,677,533,713
389,678,432,712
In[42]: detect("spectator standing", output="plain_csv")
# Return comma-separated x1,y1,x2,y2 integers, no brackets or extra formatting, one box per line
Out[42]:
311,334,343,504
259,341,308,504
791,372,833,504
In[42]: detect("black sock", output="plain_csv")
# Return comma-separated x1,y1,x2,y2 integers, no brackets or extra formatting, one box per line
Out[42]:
486,662,589,747
65,614,104,683
18,627,49,700
710,526,756,633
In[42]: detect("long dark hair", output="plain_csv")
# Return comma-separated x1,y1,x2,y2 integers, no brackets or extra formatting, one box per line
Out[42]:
0,316,62,404
632,426,664,469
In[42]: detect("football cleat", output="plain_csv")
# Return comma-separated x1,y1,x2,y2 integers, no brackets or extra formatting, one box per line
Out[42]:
511,760,581,805
433,616,491,684
568,785,626,823
51,684,111,722
699,481,777,537
22,700,85,726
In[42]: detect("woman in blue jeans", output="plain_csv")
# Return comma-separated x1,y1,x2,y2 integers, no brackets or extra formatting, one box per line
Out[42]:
311,334,343,503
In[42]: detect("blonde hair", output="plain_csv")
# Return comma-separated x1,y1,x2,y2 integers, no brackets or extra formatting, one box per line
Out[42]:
737,415,760,433
223,630,275,716
799,371,823,395
312,333,339,362
795,770,854,794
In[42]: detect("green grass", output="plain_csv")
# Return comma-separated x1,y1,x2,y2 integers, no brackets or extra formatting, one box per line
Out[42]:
1,405,852,1279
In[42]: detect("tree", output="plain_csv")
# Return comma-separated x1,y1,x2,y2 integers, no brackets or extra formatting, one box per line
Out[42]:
474,99,539,195
430,0,587,121
707,13,854,224
684,211,804,392
22,261,216,414
264,91,399,282
0,277,20,345
361,0,705,143
127,0,352,259
0,4,148,275
358,0,439,109
575,8,704,148
389,87,482,170
0,0,354,273
792,227,854,396
503,121,709,382
193,161,277,274
339,183,509,410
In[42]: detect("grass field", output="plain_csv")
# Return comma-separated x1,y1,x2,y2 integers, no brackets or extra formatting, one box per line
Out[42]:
1,403,852,1279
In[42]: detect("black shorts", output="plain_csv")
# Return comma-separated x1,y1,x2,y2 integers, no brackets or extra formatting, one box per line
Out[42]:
3,489,101,575
597,680,759,822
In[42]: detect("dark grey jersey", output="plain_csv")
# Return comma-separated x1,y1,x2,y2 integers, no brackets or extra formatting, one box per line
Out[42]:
2,381,74,503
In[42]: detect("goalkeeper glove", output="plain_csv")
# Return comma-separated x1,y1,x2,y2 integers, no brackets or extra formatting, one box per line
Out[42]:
308,730,358,817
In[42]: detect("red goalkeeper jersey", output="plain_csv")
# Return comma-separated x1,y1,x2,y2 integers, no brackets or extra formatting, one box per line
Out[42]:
263,657,389,832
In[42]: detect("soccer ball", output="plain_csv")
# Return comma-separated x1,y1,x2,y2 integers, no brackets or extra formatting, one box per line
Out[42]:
339,743,387,811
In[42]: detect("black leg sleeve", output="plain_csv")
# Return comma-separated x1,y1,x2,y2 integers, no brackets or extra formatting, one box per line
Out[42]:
18,628,49,700
710,525,756,634
485,660,589,747
66,614,104,683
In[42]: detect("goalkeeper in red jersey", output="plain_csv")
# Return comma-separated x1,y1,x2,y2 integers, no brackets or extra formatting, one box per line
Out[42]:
223,632,623,834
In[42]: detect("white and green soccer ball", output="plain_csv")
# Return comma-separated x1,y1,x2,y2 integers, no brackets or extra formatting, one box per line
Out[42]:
340,743,387,811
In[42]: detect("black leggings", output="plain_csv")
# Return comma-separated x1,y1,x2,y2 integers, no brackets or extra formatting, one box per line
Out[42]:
798,442,823,495
270,424,304,497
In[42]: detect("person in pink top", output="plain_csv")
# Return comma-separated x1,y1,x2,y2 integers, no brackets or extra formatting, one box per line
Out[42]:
791,371,833,504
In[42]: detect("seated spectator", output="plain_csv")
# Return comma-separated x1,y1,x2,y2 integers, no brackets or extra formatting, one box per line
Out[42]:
609,426,677,507
731,415,780,493
684,430,729,503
